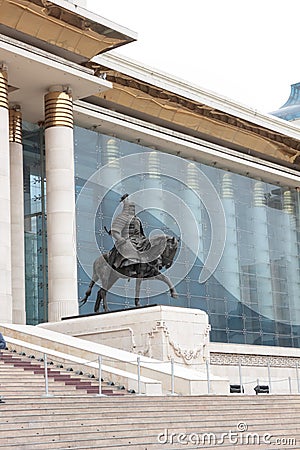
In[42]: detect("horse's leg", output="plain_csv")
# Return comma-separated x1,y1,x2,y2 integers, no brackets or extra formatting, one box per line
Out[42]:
92,254,111,313
94,285,112,313
80,273,98,307
155,272,178,298
80,255,105,310
94,288,102,313
98,288,109,312
83,280,95,302
97,271,119,312
135,278,142,307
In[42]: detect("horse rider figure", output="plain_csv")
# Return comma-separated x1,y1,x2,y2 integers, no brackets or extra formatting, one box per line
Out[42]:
80,194,179,311
107,194,151,276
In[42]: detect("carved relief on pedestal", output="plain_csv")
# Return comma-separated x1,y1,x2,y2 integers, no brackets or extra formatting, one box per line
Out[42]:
142,320,210,366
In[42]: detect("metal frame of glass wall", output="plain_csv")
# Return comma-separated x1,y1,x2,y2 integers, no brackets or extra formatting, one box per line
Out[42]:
22,118,300,347
74,125,300,348
23,122,48,324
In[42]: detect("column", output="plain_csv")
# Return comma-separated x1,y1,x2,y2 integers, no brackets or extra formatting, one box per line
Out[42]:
185,162,204,264
44,87,78,321
144,150,164,225
252,181,273,318
0,65,12,322
9,106,26,323
282,190,300,324
219,173,240,300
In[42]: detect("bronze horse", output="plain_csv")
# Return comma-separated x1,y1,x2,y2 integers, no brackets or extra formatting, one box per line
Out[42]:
80,235,179,312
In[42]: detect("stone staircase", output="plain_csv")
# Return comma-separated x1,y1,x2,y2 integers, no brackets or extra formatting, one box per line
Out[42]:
0,352,300,450
0,350,128,398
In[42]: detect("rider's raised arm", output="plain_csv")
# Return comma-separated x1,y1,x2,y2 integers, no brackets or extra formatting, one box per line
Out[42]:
111,194,134,242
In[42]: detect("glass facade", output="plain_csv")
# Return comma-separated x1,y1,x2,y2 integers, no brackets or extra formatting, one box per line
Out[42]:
74,125,300,347
23,122,48,325
22,121,300,346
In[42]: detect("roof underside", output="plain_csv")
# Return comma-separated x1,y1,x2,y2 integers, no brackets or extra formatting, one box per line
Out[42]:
0,0,137,64
86,65,300,169
1,1,299,170
1,34,111,123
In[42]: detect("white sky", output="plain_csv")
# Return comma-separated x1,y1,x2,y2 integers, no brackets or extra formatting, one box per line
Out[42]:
86,0,300,115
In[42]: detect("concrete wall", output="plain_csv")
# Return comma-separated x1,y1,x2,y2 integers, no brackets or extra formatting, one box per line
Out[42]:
210,342,300,395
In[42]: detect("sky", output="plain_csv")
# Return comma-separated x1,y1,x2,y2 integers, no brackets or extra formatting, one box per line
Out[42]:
85,0,300,115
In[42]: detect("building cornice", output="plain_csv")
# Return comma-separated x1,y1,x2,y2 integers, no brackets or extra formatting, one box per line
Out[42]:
73,100,300,188
87,53,300,167
1,34,111,123
0,0,137,64
95,52,300,142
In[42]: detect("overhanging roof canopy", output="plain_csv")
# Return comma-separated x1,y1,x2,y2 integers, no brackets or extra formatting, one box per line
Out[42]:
0,0,137,64
88,53,300,168
1,35,111,123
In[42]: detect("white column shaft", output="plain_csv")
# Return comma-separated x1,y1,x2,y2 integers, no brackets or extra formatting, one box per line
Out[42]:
10,141,26,323
0,106,12,322
45,126,78,321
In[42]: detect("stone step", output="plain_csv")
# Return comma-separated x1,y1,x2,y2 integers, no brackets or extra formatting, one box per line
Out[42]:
0,416,299,438
0,427,298,450
0,397,299,450
0,375,121,384
1,390,115,398
0,374,106,384
0,380,72,386
1,384,112,392
0,367,39,371
0,354,126,398
1,390,116,397
0,395,297,406
4,380,101,387
1,392,296,405
0,385,77,391
1,398,299,412
0,393,297,402
1,408,300,426
2,404,299,421
0,349,299,449
0,416,298,434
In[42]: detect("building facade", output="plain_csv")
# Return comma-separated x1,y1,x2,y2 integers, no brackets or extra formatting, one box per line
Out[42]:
2,0,300,348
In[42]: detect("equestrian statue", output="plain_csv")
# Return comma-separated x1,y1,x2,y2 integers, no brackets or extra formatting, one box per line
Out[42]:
80,194,179,312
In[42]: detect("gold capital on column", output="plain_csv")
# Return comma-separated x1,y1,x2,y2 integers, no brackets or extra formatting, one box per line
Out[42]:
9,108,22,144
0,67,8,109
44,91,73,129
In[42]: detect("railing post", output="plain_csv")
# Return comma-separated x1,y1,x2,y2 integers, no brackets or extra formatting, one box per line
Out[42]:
288,376,292,394
206,360,210,394
137,356,141,395
296,363,300,394
44,353,49,396
171,358,175,395
238,359,243,394
267,362,272,394
95,355,105,397
42,353,53,397
98,355,102,396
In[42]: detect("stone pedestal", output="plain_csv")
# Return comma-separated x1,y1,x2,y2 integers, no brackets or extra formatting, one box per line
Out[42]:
40,305,211,369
